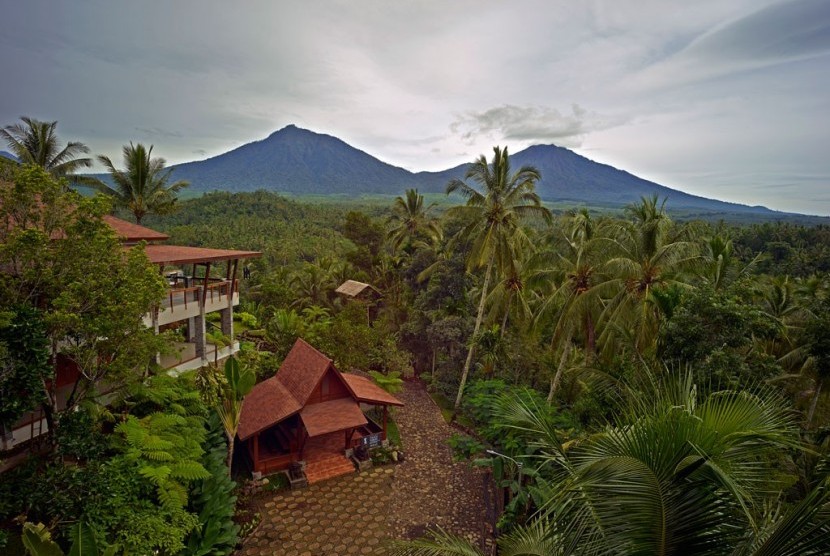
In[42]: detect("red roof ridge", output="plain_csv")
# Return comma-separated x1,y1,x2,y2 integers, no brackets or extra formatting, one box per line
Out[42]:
275,338,337,406
293,337,333,365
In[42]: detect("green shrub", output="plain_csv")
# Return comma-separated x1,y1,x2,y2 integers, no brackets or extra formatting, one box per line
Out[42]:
183,414,239,556
447,433,484,462
264,473,290,492
55,409,108,461
234,312,258,329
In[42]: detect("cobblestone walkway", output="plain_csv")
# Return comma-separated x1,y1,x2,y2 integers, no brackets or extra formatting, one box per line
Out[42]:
239,467,394,556
388,380,491,549
237,380,491,555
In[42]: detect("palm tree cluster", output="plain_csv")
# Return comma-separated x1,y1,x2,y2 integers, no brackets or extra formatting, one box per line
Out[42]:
361,147,830,554
1,116,187,223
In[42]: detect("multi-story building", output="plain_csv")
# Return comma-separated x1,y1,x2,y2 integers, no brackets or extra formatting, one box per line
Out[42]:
3,215,261,451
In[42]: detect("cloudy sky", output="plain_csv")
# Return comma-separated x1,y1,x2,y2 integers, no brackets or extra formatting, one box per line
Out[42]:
2,0,829,214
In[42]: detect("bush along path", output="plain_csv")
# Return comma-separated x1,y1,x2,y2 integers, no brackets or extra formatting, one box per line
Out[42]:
387,380,492,550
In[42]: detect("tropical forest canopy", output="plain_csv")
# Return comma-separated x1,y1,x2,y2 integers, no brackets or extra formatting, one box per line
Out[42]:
2,137,830,554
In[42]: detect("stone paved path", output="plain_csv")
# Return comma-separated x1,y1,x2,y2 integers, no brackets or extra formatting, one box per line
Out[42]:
388,380,490,548
237,380,491,555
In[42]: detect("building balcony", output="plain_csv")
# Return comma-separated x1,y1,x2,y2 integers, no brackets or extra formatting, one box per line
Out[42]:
143,278,239,328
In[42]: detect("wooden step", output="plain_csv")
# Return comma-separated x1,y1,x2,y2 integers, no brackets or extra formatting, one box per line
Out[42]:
304,454,356,484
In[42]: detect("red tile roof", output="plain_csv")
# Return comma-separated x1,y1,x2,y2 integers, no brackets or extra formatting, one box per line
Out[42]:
300,398,367,437
237,339,404,442
237,377,301,441
276,338,334,406
342,374,404,406
142,244,261,265
103,215,169,242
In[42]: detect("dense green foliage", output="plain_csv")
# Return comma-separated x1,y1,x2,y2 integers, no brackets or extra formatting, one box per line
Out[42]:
183,414,239,556
4,134,830,555
0,306,50,433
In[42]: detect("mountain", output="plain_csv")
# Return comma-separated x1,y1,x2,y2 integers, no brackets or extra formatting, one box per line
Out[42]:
130,125,793,217
0,151,18,162
169,125,420,195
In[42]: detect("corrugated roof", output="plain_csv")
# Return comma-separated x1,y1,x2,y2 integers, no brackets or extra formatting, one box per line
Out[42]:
103,215,169,242
335,280,381,298
142,244,261,265
237,376,301,441
276,338,334,406
342,374,404,406
300,398,367,437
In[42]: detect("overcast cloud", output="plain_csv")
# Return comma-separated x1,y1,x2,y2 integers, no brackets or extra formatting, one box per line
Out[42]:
1,0,828,214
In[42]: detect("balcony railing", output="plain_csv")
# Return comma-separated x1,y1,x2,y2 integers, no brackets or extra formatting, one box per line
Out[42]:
160,279,234,312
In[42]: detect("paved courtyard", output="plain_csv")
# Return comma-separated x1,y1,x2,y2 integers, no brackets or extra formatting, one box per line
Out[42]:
238,380,492,555
239,467,394,556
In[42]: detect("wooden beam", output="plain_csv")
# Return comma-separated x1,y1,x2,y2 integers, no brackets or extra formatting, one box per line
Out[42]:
229,259,239,298
253,434,260,472
201,262,211,306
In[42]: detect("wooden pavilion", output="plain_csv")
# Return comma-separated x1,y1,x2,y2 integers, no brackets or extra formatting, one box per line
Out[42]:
335,280,383,324
237,338,403,478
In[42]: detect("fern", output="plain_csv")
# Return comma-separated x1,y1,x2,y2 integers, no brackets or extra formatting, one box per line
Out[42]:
169,462,211,481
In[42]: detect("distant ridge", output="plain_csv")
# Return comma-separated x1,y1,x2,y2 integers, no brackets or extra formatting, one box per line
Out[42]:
88,125,813,219
0,151,18,162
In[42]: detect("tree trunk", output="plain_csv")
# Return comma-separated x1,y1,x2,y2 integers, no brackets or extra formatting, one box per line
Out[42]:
454,255,495,409
547,340,571,403
807,378,823,427
585,312,596,362
500,292,513,339
226,430,235,477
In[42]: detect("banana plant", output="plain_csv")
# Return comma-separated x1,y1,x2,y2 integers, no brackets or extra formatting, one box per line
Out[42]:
22,522,117,556
215,355,256,475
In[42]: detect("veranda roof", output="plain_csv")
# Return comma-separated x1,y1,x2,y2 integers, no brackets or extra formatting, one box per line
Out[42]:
141,244,261,265
103,215,169,242
300,398,368,437
342,374,404,406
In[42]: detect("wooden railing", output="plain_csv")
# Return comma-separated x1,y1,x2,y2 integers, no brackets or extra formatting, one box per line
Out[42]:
160,280,234,312
161,286,201,311
205,280,231,304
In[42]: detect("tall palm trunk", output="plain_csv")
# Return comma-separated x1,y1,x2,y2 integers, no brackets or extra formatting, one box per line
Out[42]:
500,290,514,339
547,340,571,402
454,255,495,409
585,312,596,361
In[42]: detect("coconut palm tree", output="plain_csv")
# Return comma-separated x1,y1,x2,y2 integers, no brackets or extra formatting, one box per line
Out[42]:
599,196,699,355
446,146,551,408
531,210,609,400
95,142,188,224
698,234,760,291
387,188,441,251
1,117,93,179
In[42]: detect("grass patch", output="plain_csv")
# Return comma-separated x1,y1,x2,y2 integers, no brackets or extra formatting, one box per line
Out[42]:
428,391,475,428
386,416,402,448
